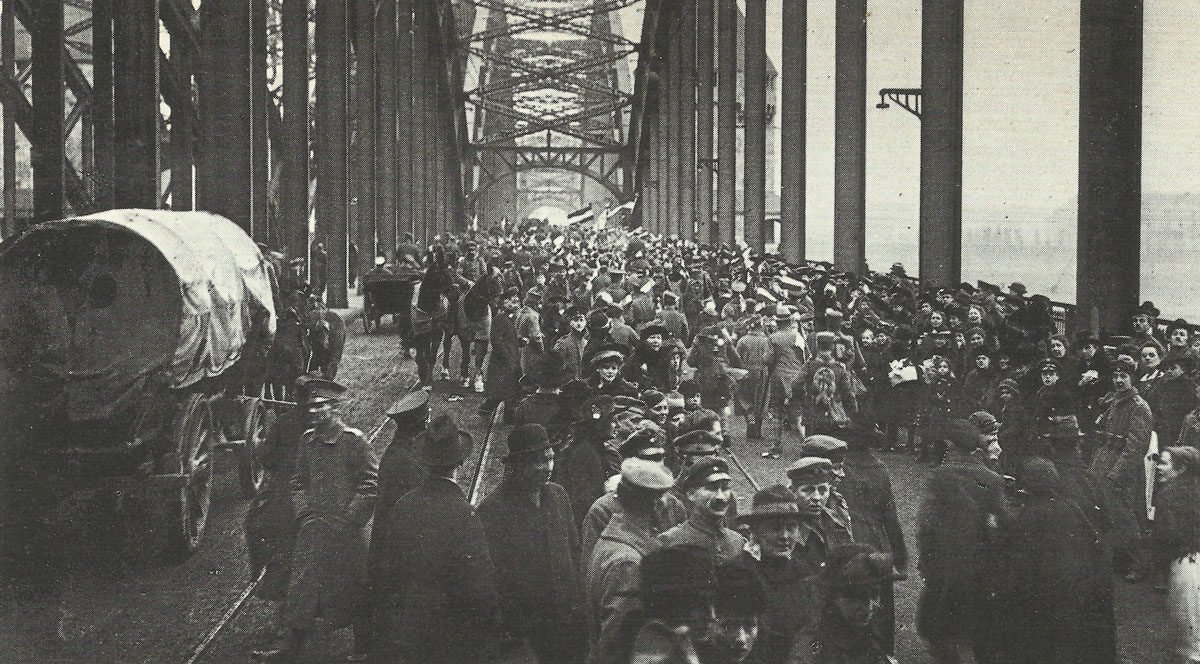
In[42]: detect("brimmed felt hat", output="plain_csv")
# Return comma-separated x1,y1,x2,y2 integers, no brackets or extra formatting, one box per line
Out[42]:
588,311,611,333
504,424,555,462
1167,355,1197,373
1167,318,1191,335
416,414,474,468
677,378,701,397
815,331,837,351
822,545,905,589
520,352,575,389
1041,414,1085,439
739,484,803,524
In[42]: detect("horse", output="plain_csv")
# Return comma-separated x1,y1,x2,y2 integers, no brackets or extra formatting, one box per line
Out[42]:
410,247,456,387
303,294,346,380
265,290,312,401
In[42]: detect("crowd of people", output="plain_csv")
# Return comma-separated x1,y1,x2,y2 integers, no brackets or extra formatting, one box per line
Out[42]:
247,222,1200,664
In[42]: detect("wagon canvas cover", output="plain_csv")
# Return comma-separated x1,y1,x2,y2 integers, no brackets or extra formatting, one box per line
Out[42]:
0,210,276,422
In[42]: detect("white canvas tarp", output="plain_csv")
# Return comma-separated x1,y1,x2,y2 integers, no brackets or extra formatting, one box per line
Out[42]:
0,209,276,422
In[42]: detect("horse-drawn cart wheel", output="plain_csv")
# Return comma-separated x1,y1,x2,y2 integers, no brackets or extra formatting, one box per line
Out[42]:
236,398,270,498
166,394,215,558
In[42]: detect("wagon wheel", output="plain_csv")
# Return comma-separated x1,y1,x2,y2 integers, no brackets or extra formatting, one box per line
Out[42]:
166,394,215,558
236,397,270,498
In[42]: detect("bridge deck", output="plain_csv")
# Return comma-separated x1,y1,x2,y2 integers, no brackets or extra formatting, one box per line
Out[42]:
0,308,1174,664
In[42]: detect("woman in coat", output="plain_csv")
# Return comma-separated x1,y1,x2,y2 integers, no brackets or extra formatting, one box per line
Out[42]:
1152,446,1200,663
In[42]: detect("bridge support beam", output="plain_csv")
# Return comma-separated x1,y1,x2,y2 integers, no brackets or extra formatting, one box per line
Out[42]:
716,0,737,246
743,0,767,251
919,0,963,287
354,0,377,280
678,7,697,241
282,0,311,266
833,0,866,273
397,0,414,245
1077,0,1142,335
112,0,161,209
665,36,679,237
695,0,715,243
31,0,64,224
91,0,115,212
779,0,806,263
199,0,254,234
315,0,351,307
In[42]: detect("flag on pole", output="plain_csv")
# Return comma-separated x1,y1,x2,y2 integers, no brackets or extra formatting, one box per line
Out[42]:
567,205,593,225
611,199,636,215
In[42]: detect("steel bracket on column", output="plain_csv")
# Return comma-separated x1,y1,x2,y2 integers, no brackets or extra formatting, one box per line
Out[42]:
877,88,922,119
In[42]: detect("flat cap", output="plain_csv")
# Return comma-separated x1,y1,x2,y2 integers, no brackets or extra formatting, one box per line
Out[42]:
786,456,834,481
799,435,848,461
676,456,731,491
621,457,675,491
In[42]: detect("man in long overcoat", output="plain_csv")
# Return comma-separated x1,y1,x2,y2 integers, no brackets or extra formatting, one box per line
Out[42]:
917,419,1010,664
370,414,500,663
1089,354,1155,580
255,379,378,662
479,425,588,663
484,287,523,420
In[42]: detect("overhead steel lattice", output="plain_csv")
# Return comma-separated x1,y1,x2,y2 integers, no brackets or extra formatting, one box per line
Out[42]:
461,0,638,202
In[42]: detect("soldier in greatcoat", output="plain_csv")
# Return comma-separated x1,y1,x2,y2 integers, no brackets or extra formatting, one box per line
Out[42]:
253,379,379,663
369,414,500,663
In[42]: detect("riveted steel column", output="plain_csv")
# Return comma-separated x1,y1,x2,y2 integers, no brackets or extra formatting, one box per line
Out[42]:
376,0,398,258
315,0,351,307
645,119,658,232
169,14,194,210
744,0,767,251
251,0,269,238
779,0,806,263
2,2,17,234
833,0,866,272
31,0,64,223
199,0,252,233
112,0,161,209
716,0,737,246
678,7,697,241
282,0,311,264
695,0,715,244
354,0,376,277
664,34,679,238
411,0,429,243
919,0,962,287
656,96,669,235
1077,0,1142,334
396,0,414,244
91,0,115,212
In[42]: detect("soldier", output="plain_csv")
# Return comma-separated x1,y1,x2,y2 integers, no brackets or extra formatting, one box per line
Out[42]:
513,351,575,435
658,456,747,563
254,379,378,663
370,414,500,663
587,458,675,664
786,457,853,573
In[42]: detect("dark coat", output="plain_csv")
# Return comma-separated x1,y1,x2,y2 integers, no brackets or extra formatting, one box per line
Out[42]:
309,308,347,379
477,481,587,639
371,476,500,664
1151,474,1200,566
805,604,892,664
487,310,521,401
285,424,379,628
916,449,1008,640
1153,375,1198,447
737,551,821,664
841,449,907,565
588,373,641,398
553,421,621,525
999,492,1115,664
624,342,673,393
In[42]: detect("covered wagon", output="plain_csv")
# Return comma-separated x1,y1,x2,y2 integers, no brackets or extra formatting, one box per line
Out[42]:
0,209,279,556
